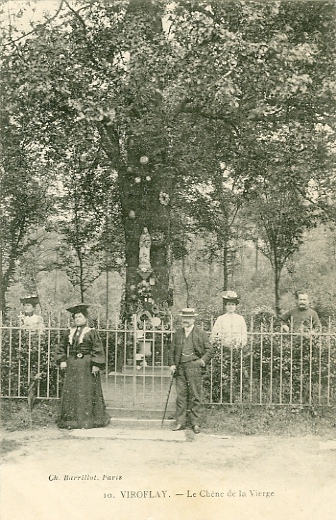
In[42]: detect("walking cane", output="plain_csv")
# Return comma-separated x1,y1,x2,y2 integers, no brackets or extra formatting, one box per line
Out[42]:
161,372,175,428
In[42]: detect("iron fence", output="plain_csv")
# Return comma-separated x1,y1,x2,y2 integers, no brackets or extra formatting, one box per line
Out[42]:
1,314,335,408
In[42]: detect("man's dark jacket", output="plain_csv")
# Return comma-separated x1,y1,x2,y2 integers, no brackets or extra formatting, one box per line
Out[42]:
168,326,212,367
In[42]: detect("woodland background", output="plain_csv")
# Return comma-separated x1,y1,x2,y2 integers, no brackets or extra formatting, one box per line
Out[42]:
1,0,335,324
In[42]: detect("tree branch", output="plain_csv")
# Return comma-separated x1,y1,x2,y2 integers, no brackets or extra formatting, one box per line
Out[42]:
64,0,116,74
294,183,336,221
3,0,65,48
228,204,241,229
96,123,122,168
173,101,240,136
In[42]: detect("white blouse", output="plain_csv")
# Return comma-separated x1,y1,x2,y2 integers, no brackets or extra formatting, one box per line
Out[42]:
21,314,45,333
210,313,247,348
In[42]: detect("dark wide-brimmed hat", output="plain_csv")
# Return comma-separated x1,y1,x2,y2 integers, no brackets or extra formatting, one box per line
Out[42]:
66,303,90,316
178,307,198,318
20,295,39,306
222,291,239,304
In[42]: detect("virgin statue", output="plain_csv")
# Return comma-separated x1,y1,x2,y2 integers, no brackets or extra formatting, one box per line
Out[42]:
138,227,152,271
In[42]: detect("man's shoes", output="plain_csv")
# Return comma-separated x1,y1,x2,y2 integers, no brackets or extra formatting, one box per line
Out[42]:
172,424,185,431
193,425,201,434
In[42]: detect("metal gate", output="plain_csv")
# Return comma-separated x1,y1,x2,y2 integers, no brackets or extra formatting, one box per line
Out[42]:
1,314,335,408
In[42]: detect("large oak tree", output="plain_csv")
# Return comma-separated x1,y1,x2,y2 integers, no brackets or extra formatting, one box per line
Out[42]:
1,0,334,316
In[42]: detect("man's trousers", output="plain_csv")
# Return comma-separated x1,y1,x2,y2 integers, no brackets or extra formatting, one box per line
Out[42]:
175,362,203,427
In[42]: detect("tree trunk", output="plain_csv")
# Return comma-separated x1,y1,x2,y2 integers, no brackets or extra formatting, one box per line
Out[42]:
118,0,172,319
208,260,213,301
223,240,229,291
119,159,171,318
255,239,259,272
274,263,282,316
181,256,190,307
0,241,5,313
105,264,109,325
78,253,84,303
0,239,18,315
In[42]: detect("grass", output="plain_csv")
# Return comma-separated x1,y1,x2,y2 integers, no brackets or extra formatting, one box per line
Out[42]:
1,398,336,438
0,438,21,457
1,399,59,431
204,403,336,437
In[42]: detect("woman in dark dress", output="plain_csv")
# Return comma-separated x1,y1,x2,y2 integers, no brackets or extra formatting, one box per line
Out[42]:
55,304,110,429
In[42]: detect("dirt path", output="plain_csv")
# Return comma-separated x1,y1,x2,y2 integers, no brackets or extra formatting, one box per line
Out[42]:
1,425,336,520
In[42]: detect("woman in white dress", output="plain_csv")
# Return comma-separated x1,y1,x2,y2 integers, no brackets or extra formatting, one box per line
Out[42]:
210,291,247,349
20,295,45,333
210,291,248,403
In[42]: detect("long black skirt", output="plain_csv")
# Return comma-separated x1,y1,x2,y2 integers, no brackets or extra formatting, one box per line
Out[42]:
57,356,110,429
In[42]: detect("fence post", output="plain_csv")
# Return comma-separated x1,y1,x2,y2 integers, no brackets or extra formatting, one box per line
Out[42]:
46,314,51,398
279,324,283,405
289,321,293,405
259,322,263,405
8,315,13,396
132,314,137,406
318,322,324,405
0,311,2,397
113,313,119,392
56,312,61,399
210,315,214,404
229,338,233,404
269,316,274,405
299,333,303,405
104,316,109,384
249,315,254,404
18,322,22,397
308,320,313,405
327,318,331,406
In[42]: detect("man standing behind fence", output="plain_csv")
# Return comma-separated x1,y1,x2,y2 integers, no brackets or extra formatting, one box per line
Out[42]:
169,308,212,434
281,291,321,334
280,292,322,403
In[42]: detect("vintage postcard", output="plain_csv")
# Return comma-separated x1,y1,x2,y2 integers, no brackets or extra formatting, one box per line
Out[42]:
1,0,335,519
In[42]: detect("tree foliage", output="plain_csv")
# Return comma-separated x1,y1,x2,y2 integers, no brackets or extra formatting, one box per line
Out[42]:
0,103,51,311
1,0,335,316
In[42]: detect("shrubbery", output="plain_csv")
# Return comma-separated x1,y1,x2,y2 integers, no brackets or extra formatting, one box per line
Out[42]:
203,325,336,406
1,330,59,398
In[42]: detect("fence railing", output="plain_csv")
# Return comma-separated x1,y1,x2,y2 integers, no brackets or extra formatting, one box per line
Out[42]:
1,315,335,408
207,331,335,406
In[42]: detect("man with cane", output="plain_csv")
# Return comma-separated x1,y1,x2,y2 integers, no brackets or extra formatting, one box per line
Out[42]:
168,308,212,434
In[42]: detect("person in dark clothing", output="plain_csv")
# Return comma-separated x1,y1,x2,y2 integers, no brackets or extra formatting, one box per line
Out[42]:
281,292,321,403
55,304,110,429
169,308,213,434
281,292,321,334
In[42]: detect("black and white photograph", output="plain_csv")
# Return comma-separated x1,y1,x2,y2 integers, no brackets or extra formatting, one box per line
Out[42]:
0,1,335,519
